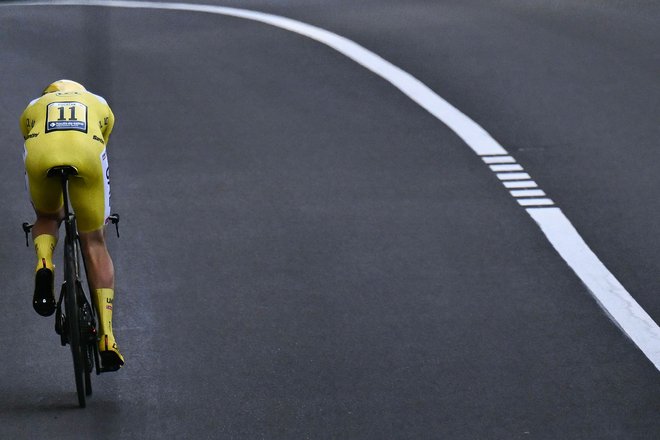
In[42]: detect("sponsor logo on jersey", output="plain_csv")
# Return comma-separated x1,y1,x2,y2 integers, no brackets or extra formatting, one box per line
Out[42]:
47,120,86,131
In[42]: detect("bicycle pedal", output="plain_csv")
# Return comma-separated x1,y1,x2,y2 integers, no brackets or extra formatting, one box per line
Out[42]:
55,311,68,346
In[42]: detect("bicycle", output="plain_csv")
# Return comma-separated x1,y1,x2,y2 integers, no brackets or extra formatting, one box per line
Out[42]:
22,165,120,408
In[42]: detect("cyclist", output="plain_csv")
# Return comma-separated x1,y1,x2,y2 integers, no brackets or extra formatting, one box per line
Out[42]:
20,79,124,371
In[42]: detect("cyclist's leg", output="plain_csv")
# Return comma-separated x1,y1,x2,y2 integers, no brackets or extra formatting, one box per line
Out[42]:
25,161,63,272
32,207,62,270
25,151,63,316
69,148,124,369
30,209,62,316
32,208,62,238
78,229,114,290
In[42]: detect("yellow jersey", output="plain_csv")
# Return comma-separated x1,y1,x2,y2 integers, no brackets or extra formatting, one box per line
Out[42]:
20,90,115,232
20,89,114,145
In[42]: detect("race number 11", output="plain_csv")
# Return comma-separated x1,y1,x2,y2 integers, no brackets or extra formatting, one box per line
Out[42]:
45,101,88,133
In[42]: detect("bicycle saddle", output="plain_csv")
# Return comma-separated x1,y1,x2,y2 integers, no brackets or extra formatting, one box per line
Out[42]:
47,165,79,178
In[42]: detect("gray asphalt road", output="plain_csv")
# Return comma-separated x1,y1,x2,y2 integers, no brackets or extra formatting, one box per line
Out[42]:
1,1,659,439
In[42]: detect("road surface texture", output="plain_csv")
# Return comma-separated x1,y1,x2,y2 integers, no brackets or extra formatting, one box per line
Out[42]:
0,1,658,438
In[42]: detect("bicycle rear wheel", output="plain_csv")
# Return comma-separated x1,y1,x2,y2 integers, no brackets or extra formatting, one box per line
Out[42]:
64,238,86,408
80,294,96,396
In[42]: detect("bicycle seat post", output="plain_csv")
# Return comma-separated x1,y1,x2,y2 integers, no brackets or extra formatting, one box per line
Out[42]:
46,166,78,219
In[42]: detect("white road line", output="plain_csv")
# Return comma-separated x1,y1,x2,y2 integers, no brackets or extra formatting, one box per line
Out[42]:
511,189,546,197
490,164,523,172
504,180,539,189
7,0,660,371
528,208,660,369
483,155,516,164
497,172,532,181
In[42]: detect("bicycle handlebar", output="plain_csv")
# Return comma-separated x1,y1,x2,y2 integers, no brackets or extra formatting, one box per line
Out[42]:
21,212,121,246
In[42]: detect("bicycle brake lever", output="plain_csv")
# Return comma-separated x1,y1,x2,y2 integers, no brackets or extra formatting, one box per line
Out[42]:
22,222,33,247
107,214,120,238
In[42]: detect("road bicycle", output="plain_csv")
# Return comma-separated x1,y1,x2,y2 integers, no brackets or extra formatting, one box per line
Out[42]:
22,165,120,408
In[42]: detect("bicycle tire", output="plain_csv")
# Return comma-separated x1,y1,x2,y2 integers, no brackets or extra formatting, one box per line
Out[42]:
82,296,95,396
64,237,86,408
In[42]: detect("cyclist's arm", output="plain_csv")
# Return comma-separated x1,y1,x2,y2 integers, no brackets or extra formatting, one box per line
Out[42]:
103,107,115,143
92,93,115,143
19,99,38,140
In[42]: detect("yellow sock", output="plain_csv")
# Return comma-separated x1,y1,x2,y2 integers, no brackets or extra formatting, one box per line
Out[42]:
34,234,57,272
94,288,115,337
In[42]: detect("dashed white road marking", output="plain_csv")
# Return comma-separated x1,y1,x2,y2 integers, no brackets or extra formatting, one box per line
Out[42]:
504,180,539,189
518,198,555,207
490,164,523,172
497,172,532,181
510,189,546,198
6,0,660,371
482,155,516,164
